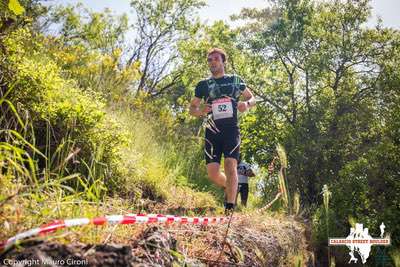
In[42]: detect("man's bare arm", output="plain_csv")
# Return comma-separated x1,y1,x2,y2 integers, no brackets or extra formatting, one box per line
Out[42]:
238,88,256,112
242,88,256,107
189,97,211,117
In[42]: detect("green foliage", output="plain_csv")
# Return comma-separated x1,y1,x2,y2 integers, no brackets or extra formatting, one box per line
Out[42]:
2,27,129,195
44,5,139,102
225,0,400,263
128,0,205,97
49,3,128,51
1,0,400,264
122,96,215,197
240,104,282,164
1,0,218,213
8,0,25,15
0,0,48,38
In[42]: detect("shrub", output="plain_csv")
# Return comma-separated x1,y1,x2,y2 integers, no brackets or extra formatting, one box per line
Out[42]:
1,28,128,195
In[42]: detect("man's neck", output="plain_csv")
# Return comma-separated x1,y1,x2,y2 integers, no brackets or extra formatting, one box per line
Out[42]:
212,71,225,79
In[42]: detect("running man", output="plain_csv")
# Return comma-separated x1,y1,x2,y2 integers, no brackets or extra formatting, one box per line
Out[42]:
189,47,256,214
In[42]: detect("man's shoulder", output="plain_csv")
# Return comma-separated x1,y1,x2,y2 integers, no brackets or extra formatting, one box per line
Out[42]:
195,78,209,89
221,74,238,81
196,77,212,86
198,74,241,82
194,78,210,98
225,73,243,79
224,74,246,88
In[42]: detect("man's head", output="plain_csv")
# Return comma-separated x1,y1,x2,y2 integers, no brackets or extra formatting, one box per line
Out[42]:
207,48,227,76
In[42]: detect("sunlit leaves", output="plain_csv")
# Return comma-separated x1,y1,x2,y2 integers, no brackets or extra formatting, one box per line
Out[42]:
49,4,128,52
8,0,25,15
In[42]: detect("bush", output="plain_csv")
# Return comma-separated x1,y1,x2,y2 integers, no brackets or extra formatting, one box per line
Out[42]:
312,142,400,265
2,28,128,195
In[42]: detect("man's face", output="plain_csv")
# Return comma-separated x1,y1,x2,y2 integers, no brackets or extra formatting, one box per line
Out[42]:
207,52,224,75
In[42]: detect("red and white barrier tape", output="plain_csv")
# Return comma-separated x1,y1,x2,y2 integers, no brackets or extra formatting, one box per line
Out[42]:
0,213,229,252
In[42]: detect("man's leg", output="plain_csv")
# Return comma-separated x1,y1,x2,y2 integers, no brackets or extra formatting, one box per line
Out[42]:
221,126,240,209
206,162,227,188
205,126,225,189
224,158,238,204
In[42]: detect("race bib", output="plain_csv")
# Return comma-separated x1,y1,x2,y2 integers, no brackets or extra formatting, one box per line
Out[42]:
212,97,233,120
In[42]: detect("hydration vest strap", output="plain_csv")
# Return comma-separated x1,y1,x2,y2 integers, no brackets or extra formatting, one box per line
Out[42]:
206,75,241,100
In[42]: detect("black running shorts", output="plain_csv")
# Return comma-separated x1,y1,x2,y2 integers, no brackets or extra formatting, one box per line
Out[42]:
204,126,240,164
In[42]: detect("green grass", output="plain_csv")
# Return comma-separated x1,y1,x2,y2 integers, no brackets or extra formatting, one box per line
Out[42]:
0,98,218,246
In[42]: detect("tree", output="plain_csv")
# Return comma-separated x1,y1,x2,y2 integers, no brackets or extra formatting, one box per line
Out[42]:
234,0,400,263
127,0,205,97
42,4,140,101
235,0,396,203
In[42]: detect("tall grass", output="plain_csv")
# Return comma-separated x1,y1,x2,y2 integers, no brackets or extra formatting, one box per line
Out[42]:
1,95,217,241
107,104,217,210
0,55,221,249
291,254,303,267
1,99,109,239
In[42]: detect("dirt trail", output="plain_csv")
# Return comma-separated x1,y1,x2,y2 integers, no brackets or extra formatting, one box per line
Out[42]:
1,213,313,266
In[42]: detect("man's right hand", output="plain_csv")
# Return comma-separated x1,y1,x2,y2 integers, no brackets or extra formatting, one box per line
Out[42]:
201,104,212,116
190,97,211,117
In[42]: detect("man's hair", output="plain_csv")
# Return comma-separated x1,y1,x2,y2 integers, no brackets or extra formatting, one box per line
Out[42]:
207,48,227,63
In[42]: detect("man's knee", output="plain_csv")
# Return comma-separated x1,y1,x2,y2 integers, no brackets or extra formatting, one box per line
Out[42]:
206,163,226,188
208,170,220,180
207,163,220,179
